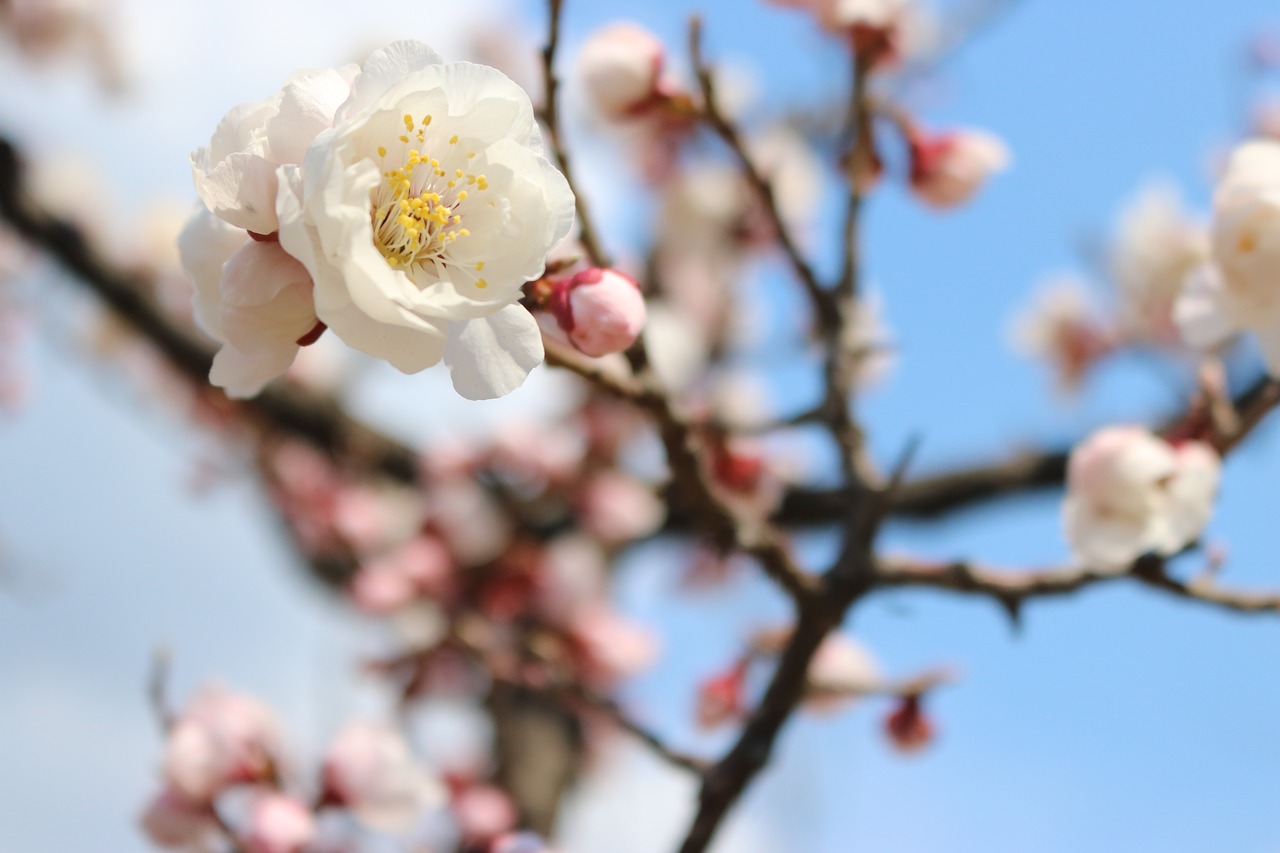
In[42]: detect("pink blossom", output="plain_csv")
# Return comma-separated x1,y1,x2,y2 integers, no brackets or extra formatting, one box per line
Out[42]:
453,785,517,845
1063,426,1220,571
162,684,281,802
576,23,668,119
350,536,454,615
696,659,749,729
570,605,659,684
548,268,647,357
244,793,316,853
908,128,1009,209
322,721,445,832
578,471,664,545
138,787,218,849
1009,276,1115,392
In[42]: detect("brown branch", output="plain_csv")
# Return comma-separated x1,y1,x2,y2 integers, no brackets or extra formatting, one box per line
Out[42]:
496,675,709,776
546,342,817,602
875,554,1280,618
0,137,425,485
539,0,611,269
688,17,834,330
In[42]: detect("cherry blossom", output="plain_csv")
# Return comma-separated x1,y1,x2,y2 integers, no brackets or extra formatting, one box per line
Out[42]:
1010,276,1115,392
1063,426,1220,572
278,40,575,399
244,793,316,853
138,787,218,850
1110,183,1208,345
161,684,281,803
908,127,1010,210
1176,140,1280,374
576,23,670,119
321,721,446,831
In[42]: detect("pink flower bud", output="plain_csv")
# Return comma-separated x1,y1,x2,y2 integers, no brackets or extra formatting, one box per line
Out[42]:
908,128,1009,209
884,694,934,753
321,721,445,832
696,659,749,729
453,785,517,845
549,268,647,357
139,787,217,849
577,23,667,119
162,685,281,802
244,794,316,853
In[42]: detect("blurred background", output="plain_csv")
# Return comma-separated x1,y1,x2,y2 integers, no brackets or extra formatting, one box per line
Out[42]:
2,0,1280,851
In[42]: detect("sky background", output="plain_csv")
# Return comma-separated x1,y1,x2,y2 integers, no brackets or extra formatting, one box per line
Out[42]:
2,0,1280,851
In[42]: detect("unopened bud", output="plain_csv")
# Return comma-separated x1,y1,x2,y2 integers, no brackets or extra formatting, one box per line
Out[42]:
908,128,1009,209
549,268,647,357
578,23,668,119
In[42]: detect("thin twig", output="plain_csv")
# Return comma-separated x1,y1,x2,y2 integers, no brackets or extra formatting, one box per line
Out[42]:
688,17,834,329
875,554,1280,618
540,0,611,268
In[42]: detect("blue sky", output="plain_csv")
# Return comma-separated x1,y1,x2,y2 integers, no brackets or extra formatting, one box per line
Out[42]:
2,0,1280,851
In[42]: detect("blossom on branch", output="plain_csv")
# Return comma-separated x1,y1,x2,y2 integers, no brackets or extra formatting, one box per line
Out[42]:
1176,140,1280,374
908,127,1009,210
576,23,672,120
546,267,647,357
183,40,575,398
1062,426,1220,572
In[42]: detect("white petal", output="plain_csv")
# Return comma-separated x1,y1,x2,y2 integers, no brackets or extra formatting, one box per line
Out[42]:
210,342,297,398
192,151,279,234
177,205,248,341
325,303,448,374
1174,264,1237,350
444,305,544,399
336,40,445,125
1063,498,1146,573
267,68,353,165
220,240,312,308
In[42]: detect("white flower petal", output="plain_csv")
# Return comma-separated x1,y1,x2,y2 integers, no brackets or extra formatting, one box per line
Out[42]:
267,67,355,165
336,40,445,125
210,342,297,399
192,150,279,234
445,304,543,399
1174,264,1237,351
177,205,248,340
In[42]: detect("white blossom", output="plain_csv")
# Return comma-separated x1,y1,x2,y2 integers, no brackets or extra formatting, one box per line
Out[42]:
322,721,445,831
576,23,667,119
278,40,575,399
1176,140,1280,374
1110,182,1208,345
909,128,1010,210
192,66,357,235
1063,426,1220,572
178,207,318,398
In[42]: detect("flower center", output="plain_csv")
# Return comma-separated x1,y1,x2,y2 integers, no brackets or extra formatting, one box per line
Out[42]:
369,113,491,287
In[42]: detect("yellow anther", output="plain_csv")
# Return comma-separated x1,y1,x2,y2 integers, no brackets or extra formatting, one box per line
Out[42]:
449,134,459,144
422,115,432,126
467,152,477,158
475,261,485,271
476,278,488,288
377,146,387,157
399,135,409,143
404,114,414,130
457,190,468,201
458,229,470,237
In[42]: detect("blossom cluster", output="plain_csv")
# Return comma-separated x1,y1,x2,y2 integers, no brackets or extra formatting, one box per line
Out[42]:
182,41,576,399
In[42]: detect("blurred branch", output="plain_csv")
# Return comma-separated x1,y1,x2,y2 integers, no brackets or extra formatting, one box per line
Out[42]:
546,342,817,602
0,136,425,484
539,0,611,269
688,17,834,329
875,553,1280,621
